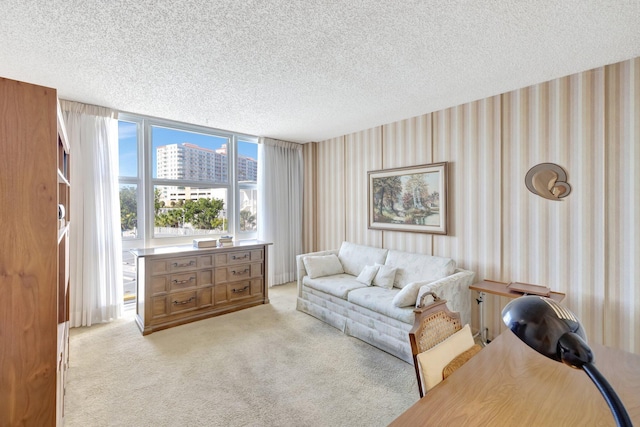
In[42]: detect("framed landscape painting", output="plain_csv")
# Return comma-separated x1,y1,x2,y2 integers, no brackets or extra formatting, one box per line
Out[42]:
368,162,448,234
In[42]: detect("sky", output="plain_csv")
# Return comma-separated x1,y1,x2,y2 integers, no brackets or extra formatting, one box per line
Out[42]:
118,120,258,178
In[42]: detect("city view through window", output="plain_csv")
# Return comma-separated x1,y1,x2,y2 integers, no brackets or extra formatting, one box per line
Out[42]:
118,119,259,304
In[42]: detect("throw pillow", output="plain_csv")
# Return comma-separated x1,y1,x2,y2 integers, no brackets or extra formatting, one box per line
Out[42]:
392,281,432,307
303,254,345,279
416,324,475,393
356,264,379,286
372,263,398,289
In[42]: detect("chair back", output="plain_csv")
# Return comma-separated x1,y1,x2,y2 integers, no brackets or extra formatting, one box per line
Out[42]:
409,291,463,397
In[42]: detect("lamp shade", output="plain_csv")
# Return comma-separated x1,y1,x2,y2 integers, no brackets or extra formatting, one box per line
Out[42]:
501,295,592,367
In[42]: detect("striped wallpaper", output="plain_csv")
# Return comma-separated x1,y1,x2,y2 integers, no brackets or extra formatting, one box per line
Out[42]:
604,59,640,351
381,116,433,253
303,57,640,354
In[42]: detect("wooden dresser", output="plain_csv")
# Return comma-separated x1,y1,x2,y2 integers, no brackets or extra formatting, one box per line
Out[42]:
132,241,271,335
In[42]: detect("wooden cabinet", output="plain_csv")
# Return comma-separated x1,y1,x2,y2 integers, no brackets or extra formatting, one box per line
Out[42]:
0,77,70,426
132,242,271,335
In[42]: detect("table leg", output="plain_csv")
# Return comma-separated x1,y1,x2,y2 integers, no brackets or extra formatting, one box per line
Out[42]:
475,291,488,346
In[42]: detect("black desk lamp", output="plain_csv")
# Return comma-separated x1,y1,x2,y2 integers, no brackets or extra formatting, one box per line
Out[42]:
502,296,632,427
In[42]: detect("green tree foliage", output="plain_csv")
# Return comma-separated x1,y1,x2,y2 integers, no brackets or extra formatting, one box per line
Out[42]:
154,188,175,227
155,208,183,228
120,186,137,232
183,198,226,230
154,188,165,216
154,191,226,230
240,209,256,231
373,176,402,217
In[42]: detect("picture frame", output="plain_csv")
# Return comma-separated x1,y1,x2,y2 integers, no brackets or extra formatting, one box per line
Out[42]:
368,162,448,234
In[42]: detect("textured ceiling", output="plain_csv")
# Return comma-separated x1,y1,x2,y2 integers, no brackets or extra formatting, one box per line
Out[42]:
1,1,639,143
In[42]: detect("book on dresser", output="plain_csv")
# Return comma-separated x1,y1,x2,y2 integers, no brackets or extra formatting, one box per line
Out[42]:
218,235,234,247
193,238,217,248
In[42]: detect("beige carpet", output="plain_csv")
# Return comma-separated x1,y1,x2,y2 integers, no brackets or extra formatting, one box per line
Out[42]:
65,282,418,426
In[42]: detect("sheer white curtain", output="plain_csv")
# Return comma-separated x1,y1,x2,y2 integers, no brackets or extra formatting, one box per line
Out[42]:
257,138,303,286
61,100,123,327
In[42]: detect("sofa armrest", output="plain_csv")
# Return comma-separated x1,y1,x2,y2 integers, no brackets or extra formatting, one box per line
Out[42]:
296,249,340,297
415,268,476,326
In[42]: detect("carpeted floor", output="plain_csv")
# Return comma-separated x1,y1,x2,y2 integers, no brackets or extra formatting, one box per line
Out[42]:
65,282,418,426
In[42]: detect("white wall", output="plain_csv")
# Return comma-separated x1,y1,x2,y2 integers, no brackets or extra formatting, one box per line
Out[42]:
303,57,640,354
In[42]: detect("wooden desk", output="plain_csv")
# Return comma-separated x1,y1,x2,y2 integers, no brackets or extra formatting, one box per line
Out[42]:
390,330,640,426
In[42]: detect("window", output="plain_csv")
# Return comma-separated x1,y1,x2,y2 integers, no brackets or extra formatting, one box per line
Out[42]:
119,184,139,239
118,119,143,304
150,125,231,240
238,140,258,234
118,115,259,245
117,116,259,303
153,185,228,237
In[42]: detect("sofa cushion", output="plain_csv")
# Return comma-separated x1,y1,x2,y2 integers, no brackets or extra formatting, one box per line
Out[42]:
347,286,415,324
338,242,389,277
303,254,345,279
303,274,367,299
385,250,455,288
392,281,430,307
356,264,379,285
373,263,398,289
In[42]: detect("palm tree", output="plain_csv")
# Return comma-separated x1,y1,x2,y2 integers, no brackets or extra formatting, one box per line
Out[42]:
240,209,256,231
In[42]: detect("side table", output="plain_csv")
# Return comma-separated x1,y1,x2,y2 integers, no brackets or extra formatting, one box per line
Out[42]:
469,280,565,345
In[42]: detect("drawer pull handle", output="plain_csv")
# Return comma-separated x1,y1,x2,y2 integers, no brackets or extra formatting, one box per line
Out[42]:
173,260,196,267
172,277,195,285
232,285,250,294
231,254,248,260
231,268,250,275
173,296,195,305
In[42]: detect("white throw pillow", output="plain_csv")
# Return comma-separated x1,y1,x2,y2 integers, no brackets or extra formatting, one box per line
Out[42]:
373,263,398,289
303,254,345,279
416,324,474,392
356,264,380,286
392,281,432,307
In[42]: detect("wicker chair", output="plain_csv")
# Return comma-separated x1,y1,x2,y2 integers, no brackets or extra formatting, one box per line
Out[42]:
409,291,481,397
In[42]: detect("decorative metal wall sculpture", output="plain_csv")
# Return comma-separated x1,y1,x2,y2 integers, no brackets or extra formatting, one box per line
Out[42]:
525,163,571,201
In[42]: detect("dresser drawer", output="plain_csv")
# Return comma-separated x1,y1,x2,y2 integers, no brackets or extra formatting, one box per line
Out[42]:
149,257,195,275
214,249,264,266
150,269,213,294
149,287,214,320
214,279,263,305
215,262,263,284
168,272,197,291
168,257,198,272
168,290,198,314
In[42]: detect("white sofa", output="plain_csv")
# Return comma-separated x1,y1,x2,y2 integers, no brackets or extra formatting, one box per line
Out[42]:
296,242,475,363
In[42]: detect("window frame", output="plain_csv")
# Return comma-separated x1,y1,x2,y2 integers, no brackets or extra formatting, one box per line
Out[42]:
118,115,145,251
118,113,259,248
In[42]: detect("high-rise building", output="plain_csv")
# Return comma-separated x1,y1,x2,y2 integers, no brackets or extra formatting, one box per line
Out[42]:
157,142,257,182
156,142,257,204
157,142,228,182
237,154,258,182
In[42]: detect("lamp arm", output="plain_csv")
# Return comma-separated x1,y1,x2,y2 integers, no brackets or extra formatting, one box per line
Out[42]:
582,362,633,427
